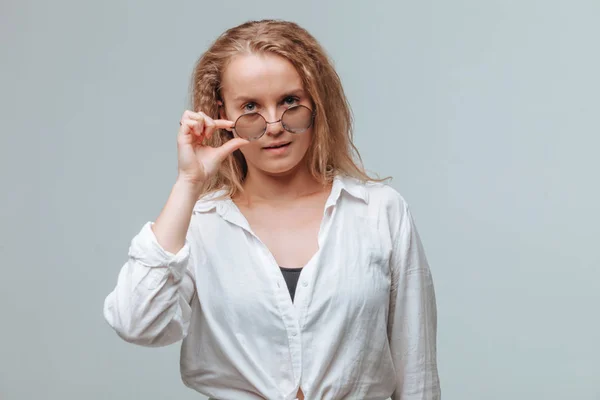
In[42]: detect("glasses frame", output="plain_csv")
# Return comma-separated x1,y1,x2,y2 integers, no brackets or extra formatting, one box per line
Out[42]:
231,105,316,141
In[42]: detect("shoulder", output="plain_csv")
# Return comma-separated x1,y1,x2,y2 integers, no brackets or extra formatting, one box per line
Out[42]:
367,181,407,207
340,175,409,213
337,175,413,234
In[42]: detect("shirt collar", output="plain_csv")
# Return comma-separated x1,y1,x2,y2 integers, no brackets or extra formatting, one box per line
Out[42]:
325,174,369,209
192,174,369,215
192,189,229,214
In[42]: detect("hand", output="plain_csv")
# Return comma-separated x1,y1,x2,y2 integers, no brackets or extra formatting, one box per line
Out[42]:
177,110,248,186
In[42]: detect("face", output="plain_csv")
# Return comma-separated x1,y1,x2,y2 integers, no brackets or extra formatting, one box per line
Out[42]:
219,53,314,177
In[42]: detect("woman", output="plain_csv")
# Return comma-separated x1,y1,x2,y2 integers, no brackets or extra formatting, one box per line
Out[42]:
104,19,440,400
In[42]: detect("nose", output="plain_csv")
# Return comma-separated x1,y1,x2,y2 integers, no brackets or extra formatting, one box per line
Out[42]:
265,120,284,136
264,110,284,136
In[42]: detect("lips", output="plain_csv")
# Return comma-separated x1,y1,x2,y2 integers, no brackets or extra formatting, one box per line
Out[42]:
263,142,291,149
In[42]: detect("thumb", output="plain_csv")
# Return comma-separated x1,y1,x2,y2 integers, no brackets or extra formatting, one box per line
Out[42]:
215,137,249,161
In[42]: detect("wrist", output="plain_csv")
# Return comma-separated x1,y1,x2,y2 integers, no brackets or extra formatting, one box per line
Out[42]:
174,176,205,199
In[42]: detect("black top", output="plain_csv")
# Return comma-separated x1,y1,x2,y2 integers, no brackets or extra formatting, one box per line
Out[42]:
280,267,303,302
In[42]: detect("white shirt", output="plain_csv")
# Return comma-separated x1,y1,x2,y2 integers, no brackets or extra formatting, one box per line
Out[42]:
103,175,440,400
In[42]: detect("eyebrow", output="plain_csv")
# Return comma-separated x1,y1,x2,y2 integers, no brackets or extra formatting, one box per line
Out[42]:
232,88,305,104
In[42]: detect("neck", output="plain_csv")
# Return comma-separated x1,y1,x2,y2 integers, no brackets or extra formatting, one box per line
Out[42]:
241,164,326,204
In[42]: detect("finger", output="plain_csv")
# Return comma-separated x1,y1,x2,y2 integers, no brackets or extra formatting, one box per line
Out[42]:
178,119,196,135
177,119,198,143
214,137,249,161
182,110,204,121
181,112,206,136
185,110,217,128
203,116,217,140
213,119,235,131
178,119,204,140
192,117,205,137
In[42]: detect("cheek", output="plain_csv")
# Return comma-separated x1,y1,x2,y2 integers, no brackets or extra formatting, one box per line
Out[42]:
238,144,259,161
298,128,314,151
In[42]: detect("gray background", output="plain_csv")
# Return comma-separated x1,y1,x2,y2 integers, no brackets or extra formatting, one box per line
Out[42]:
1,0,598,399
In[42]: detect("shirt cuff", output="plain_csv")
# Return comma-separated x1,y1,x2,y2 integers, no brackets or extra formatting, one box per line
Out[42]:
127,222,191,280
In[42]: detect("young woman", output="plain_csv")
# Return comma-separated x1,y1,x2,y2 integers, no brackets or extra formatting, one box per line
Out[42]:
104,19,440,400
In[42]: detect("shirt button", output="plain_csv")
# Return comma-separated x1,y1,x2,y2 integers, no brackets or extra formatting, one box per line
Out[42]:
291,331,297,337
302,281,308,287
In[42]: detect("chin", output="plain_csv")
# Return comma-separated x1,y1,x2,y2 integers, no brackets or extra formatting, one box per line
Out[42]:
249,155,307,177
261,161,303,176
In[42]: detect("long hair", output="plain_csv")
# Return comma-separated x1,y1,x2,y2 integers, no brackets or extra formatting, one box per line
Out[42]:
190,19,384,197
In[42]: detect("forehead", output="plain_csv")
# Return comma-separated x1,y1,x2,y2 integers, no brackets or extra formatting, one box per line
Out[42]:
220,53,303,99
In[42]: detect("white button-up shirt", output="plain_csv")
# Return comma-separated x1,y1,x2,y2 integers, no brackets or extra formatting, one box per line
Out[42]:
103,175,440,400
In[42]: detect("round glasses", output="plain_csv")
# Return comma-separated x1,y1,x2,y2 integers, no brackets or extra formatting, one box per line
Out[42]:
232,105,315,141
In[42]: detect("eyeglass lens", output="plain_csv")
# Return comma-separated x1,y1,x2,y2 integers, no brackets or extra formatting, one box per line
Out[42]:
234,105,313,140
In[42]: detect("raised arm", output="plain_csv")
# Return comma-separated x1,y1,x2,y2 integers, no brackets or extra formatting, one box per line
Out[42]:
103,110,248,346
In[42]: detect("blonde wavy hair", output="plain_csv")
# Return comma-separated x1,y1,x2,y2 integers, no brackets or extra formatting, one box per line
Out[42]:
190,19,383,198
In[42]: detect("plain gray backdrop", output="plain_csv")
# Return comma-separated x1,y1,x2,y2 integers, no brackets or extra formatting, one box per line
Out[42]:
1,0,599,399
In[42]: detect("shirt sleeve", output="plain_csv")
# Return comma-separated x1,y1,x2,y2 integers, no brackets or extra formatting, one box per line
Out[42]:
388,197,441,400
103,221,196,347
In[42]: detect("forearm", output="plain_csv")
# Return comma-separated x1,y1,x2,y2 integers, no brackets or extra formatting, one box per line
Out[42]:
153,178,203,254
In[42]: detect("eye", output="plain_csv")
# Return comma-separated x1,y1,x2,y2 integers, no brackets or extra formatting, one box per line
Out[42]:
282,96,300,106
243,102,257,112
